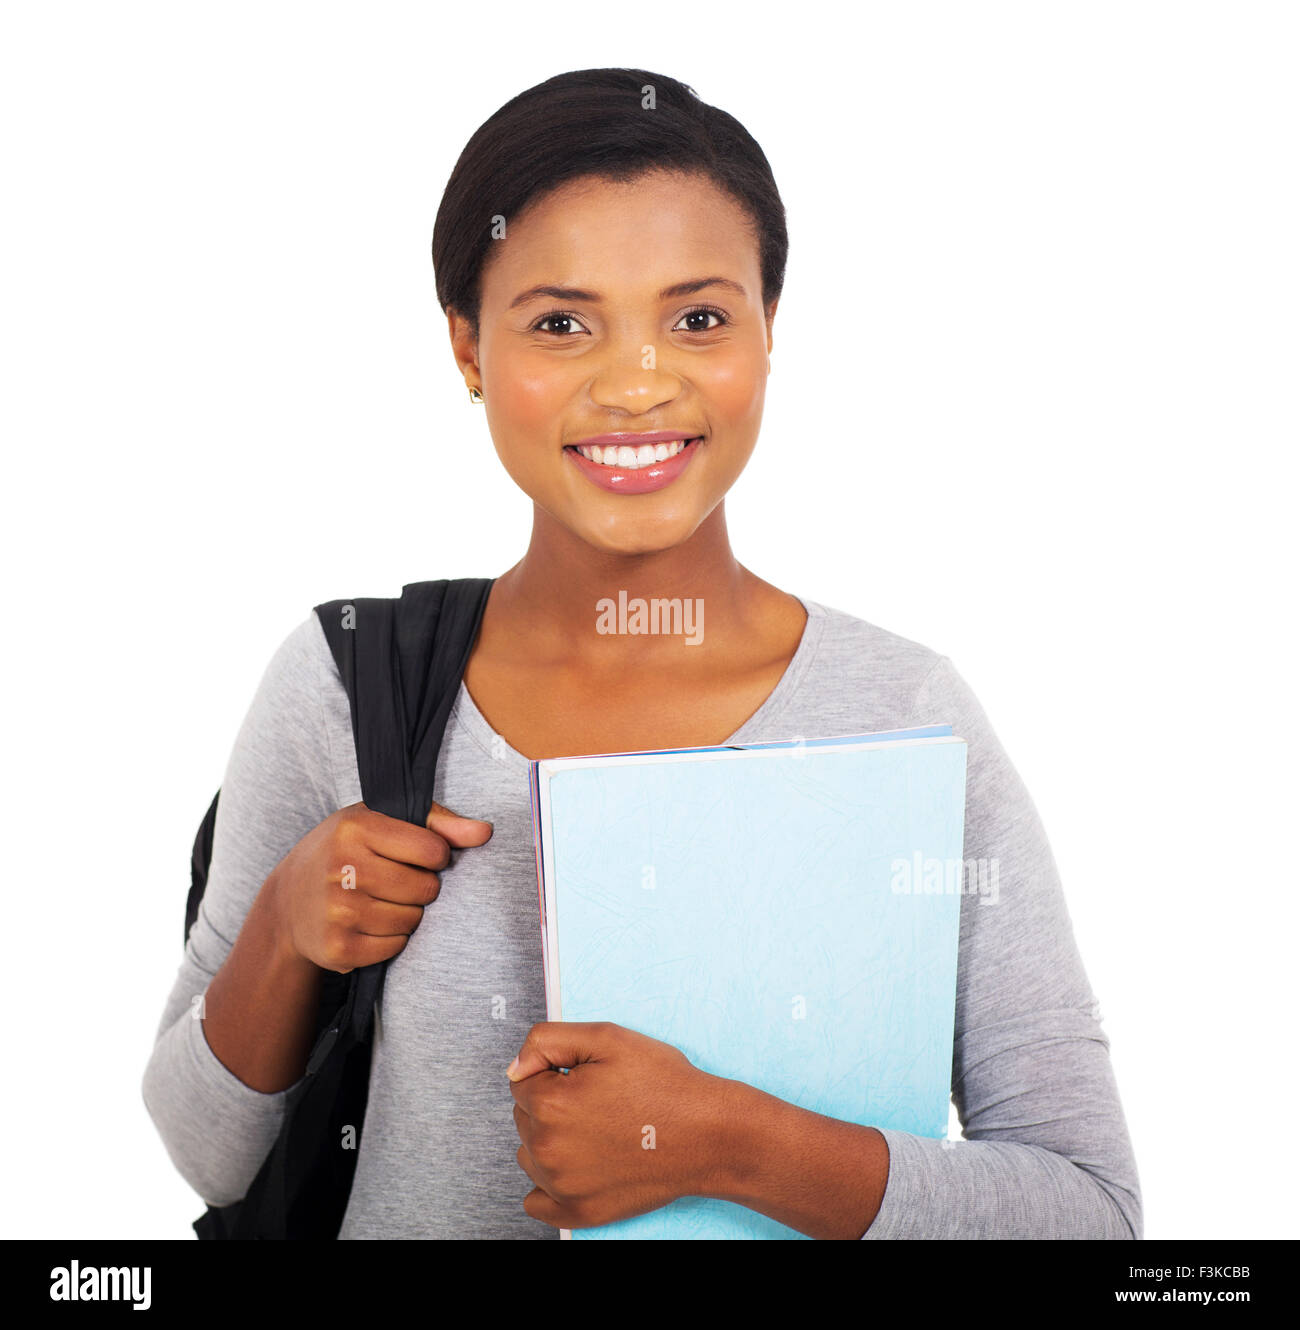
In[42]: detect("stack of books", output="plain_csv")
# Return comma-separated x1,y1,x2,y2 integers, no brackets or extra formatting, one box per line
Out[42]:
528,724,968,1239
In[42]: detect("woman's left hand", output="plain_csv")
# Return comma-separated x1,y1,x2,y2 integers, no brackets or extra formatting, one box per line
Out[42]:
507,1021,737,1230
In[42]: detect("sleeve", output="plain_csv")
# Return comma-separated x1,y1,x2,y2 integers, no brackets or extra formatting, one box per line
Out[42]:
141,613,345,1209
860,655,1143,1239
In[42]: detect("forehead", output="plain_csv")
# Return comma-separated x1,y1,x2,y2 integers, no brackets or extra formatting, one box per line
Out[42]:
479,170,761,303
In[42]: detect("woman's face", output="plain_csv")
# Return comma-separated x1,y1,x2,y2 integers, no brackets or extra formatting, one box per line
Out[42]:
454,169,775,557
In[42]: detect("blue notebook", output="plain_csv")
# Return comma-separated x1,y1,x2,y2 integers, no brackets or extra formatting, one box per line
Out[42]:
528,725,968,1239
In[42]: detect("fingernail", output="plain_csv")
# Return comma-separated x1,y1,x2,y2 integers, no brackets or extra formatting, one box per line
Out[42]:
506,1057,520,1079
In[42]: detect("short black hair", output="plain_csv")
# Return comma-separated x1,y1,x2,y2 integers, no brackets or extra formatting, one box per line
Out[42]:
432,68,788,338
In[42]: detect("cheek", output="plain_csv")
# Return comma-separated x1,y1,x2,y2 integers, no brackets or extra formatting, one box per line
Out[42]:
481,332,572,433
484,364,568,482
483,356,571,491
700,345,768,424
494,365,566,427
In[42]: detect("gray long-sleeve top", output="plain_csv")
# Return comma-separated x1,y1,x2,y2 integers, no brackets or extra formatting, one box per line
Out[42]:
142,596,1142,1238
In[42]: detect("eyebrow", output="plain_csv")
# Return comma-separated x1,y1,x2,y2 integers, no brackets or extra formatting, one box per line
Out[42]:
508,276,747,310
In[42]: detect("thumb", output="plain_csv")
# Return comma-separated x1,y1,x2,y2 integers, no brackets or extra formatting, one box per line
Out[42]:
507,1021,611,1081
425,798,493,848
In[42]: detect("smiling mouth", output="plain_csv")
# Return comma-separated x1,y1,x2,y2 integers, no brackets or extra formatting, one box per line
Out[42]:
564,437,705,471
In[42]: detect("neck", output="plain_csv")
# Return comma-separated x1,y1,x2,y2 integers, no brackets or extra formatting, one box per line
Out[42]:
488,502,762,660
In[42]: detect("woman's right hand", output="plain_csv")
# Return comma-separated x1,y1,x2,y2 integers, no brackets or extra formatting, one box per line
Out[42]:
267,800,494,973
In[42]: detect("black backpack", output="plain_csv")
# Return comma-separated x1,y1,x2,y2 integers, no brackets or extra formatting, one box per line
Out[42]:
183,577,494,1239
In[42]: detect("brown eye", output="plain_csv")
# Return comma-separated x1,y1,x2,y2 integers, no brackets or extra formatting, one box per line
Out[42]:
533,311,589,336
673,307,727,333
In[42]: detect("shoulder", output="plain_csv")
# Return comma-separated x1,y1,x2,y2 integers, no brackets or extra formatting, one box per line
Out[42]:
217,610,358,825
229,613,350,762
250,612,340,701
797,596,955,715
792,597,1008,746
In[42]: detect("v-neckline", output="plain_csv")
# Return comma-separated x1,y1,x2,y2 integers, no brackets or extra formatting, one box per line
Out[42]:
450,595,828,771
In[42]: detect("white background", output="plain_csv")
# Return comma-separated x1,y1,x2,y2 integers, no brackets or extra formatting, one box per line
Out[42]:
2,1,1295,1240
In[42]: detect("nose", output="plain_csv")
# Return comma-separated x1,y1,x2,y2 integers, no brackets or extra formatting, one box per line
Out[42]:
587,338,683,416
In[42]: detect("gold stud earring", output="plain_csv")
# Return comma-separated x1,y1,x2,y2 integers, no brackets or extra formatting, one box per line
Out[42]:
468,385,484,404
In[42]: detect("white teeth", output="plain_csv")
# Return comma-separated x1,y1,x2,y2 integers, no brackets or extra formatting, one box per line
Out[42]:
575,438,695,469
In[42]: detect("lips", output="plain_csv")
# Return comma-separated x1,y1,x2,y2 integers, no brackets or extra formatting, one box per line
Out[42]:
564,436,703,495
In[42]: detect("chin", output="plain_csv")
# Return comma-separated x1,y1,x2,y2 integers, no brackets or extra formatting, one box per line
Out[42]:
571,508,707,559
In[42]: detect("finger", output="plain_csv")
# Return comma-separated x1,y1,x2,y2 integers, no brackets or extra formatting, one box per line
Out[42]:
506,1020,617,1082
355,810,454,873
521,1185,566,1229
515,1142,546,1193
353,898,426,938
509,1063,573,1108
327,930,410,973
354,855,443,908
425,799,494,848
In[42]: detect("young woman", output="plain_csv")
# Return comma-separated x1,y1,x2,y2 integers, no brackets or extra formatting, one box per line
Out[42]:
143,68,1141,1240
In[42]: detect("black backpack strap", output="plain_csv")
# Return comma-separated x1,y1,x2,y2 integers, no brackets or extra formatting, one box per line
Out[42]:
313,578,495,1039
188,576,494,1239
186,789,221,944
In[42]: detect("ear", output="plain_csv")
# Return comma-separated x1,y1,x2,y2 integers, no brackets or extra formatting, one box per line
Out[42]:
765,298,778,363
447,306,483,394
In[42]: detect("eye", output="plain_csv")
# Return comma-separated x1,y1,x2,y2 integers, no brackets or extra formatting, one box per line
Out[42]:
673,305,729,333
531,310,591,336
